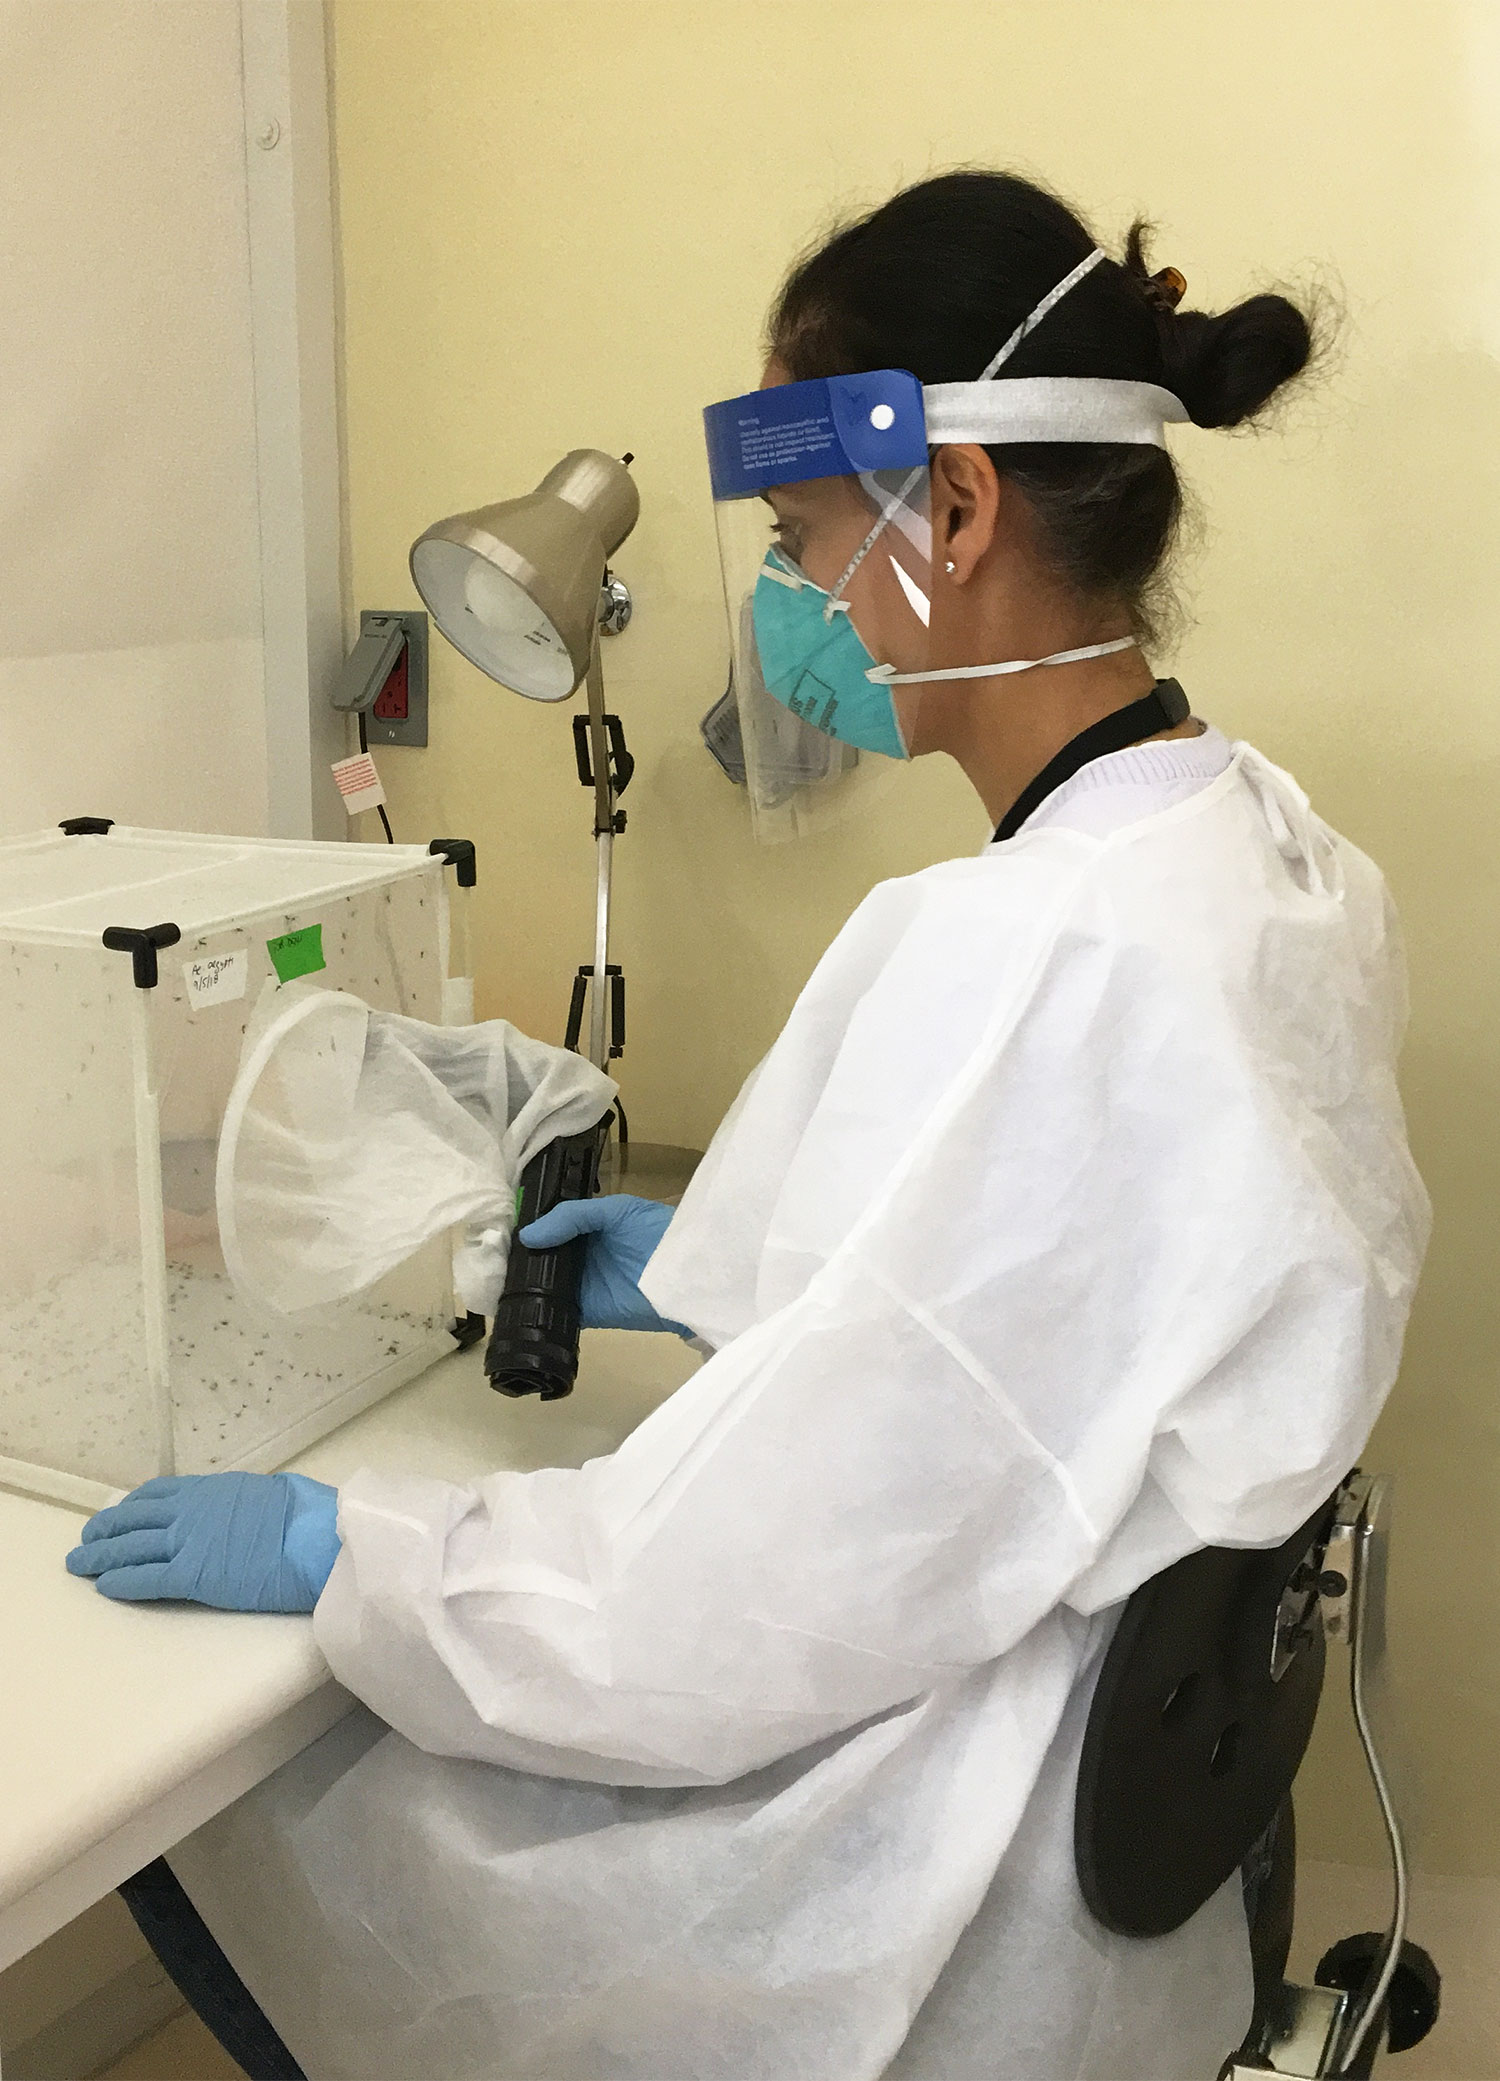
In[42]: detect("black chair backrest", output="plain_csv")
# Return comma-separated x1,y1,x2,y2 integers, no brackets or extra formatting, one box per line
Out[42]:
1075,1489,1340,1938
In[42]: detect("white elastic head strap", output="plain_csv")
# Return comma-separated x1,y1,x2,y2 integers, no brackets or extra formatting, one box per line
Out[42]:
924,243,1190,450
823,248,1192,676
924,377,1190,448
868,635,1137,687
866,247,1191,683
825,252,1126,621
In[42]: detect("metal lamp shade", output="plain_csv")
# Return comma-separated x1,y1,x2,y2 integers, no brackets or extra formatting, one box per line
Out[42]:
410,450,639,700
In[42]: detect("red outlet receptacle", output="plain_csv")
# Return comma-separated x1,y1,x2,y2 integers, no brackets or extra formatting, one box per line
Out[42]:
372,648,409,722
358,608,428,747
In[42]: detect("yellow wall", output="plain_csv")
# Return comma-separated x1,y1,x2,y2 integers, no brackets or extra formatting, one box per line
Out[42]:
330,0,1500,1875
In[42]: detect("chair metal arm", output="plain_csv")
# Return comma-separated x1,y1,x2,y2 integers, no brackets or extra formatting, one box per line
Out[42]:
1222,1471,1424,2080
1320,1474,1408,2073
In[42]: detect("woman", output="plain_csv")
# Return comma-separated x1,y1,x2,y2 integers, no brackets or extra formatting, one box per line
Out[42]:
71,172,1428,2080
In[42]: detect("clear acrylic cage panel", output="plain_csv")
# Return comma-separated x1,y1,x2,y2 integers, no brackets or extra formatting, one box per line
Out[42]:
0,943,159,1490
150,869,454,1475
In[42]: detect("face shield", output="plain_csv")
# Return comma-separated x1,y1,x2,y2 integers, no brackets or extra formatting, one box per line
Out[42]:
703,370,934,842
702,246,1193,843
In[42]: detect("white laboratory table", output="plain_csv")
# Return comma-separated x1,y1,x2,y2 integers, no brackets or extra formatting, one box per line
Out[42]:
0,1331,698,1985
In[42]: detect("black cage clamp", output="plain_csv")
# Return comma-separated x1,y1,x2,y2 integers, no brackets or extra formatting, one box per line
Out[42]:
102,923,182,991
564,963,625,1060
572,714,634,834
428,837,478,888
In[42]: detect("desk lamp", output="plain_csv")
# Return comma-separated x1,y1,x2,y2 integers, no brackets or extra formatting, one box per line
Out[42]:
411,452,696,1402
411,449,638,1074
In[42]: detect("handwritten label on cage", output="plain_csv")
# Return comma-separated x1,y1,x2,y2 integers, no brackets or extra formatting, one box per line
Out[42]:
185,949,249,1010
331,751,387,816
266,925,326,985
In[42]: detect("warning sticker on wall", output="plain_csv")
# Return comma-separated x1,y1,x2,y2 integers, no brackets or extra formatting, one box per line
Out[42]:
331,752,387,816
185,948,249,1011
266,925,326,984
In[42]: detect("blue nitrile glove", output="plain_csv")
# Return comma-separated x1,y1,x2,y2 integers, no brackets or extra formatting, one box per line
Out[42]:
65,1471,341,1612
518,1192,690,1336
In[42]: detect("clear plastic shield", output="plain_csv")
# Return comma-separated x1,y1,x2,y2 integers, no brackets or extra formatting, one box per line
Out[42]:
700,259,1190,842
703,372,934,843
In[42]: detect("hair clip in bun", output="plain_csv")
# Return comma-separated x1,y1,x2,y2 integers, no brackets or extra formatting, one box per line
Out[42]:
1146,266,1187,311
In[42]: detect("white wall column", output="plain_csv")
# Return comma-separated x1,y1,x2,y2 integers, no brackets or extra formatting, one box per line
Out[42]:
241,0,347,840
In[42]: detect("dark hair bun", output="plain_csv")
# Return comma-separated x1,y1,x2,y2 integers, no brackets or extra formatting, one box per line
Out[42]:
1124,220,1312,429
1160,295,1313,429
773,175,1320,640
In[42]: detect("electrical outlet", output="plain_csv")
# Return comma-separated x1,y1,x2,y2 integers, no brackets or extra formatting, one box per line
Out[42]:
361,609,429,747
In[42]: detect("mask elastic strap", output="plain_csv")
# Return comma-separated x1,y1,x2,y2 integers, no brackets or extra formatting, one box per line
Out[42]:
859,470,934,564
823,463,928,621
760,549,854,613
867,635,1137,686
979,247,1107,379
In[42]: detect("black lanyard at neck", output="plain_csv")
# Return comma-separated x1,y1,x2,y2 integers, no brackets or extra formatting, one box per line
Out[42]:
992,679,1191,844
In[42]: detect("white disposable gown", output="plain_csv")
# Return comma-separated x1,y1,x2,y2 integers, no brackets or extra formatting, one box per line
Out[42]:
171,742,1429,2080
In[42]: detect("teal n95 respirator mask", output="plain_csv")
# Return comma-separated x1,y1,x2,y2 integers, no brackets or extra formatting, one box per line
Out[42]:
702,246,1190,842
752,465,933,764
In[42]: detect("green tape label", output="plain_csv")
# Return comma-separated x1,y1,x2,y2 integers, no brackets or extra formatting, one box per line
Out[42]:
266,924,326,984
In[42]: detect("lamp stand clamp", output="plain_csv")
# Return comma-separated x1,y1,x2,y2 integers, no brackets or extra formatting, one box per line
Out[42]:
571,634,633,1072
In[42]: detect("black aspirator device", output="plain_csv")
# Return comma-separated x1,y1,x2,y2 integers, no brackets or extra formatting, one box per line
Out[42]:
484,1120,609,1400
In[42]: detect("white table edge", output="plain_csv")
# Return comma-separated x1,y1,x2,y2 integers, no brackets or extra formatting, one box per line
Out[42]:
0,1330,697,2056
0,1677,352,1973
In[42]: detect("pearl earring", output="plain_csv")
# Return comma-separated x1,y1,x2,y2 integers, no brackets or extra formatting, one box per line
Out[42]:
945,560,956,574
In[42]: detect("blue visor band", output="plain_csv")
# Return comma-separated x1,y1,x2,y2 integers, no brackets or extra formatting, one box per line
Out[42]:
704,370,928,500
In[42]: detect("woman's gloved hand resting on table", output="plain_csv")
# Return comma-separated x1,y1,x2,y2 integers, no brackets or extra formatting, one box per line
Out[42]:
65,1196,679,1610
518,1192,690,1337
66,1470,340,1612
